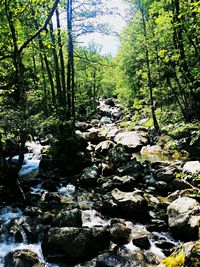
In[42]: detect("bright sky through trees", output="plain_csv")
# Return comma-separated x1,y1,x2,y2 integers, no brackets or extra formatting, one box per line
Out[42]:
78,0,127,56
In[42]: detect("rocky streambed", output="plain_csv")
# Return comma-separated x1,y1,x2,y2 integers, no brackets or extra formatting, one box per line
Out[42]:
0,100,200,267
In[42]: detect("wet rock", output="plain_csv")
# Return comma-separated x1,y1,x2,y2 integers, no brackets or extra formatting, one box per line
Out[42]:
154,181,168,193
79,166,99,187
83,128,103,143
171,178,194,190
24,206,42,217
159,240,200,267
75,121,90,132
39,156,54,171
42,227,110,263
96,252,131,267
105,98,115,107
154,165,178,183
167,197,200,241
21,216,45,243
53,208,82,227
99,126,120,140
143,174,155,185
95,140,116,156
146,219,168,232
40,212,54,224
102,175,136,192
108,145,131,164
43,192,61,204
4,249,40,267
118,246,149,267
101,162,115,176
141,145,164,156
117,161,143,178
114,131,149,152
41,180,57,192
111,189,148,219
132,232,150,250
110,223,131,245
183,161,200,174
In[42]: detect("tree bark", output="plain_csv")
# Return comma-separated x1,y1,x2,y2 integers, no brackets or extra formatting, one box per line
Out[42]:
56,9,67,107
140,2,160,133
49,20,63,107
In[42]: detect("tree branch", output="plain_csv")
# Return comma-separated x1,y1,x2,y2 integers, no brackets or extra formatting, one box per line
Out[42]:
18,0,60,54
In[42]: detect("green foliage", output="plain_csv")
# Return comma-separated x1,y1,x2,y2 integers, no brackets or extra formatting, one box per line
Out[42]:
115,0,200,123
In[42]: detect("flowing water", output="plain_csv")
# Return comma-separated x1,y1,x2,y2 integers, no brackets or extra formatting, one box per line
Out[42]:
0,123,181,266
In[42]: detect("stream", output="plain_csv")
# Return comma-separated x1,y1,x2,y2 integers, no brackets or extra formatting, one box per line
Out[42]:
0,100,188,267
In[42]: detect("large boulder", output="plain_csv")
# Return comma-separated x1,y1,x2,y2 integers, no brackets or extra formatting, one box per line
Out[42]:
183,161,200,174
42,227,110,263
79,166,99,187
102,175,136,192
154,164,178,183
95,140,116,156
111,189,148,219
114,131,149,152
167,197,200,241
159,240,200,267
83,128,103,143
110,222,131,245
53,208,82,227
4,249,41,267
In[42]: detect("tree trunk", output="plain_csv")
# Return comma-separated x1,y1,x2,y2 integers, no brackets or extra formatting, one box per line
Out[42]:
34,19,56,108
56,9,67,107
140,4,160,133
49,20,63,107
66,0,75,119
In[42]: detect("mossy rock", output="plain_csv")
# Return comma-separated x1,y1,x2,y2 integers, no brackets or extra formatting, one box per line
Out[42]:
158,241,200,267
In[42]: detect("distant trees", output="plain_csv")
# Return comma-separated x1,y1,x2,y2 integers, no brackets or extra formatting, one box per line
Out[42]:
116,0,200,126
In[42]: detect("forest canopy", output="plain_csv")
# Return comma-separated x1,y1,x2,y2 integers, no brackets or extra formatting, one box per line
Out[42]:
0,0,199,143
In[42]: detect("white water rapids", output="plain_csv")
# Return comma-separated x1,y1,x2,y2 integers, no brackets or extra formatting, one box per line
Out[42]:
0,130,180,266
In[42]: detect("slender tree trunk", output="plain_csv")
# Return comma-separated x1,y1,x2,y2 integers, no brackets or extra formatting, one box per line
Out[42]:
39,53,48,113
140,4,160,132
49,20,63,107
34,19,57,108
166,76,188,120
66,0,75,119
56,9,67,107
93,68,96,111
5,0,25,103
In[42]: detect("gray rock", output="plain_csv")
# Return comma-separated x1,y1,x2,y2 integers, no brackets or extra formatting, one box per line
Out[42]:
114,131,149,152
167,197,200,241
4,249,41,267
42,227,110,263
95,140,116,156
132,233,150,250
80,166,99,186
154,165,178,182
183,161,200,174
83,128,103,143
54,208,82,227
96,252,131,267
111,189,148,219
110,223,131,245
117,161,143,177
102,175,136,191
